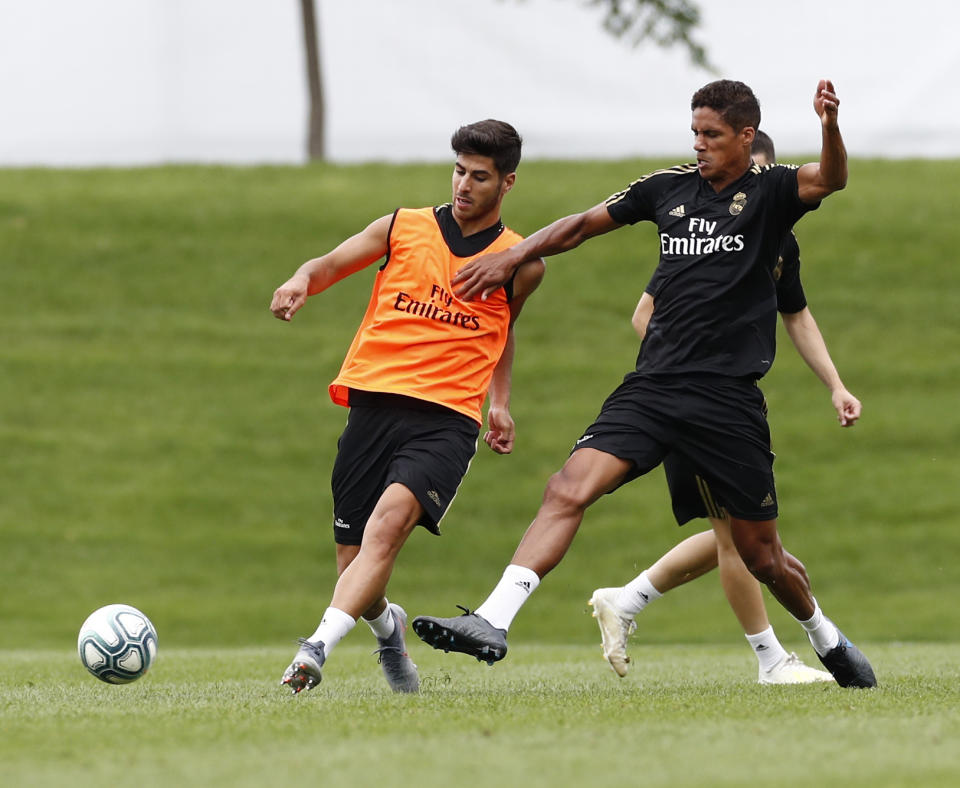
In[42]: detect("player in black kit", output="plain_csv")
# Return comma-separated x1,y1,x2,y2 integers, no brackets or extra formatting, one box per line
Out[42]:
412,79,876,689
584,131,861,685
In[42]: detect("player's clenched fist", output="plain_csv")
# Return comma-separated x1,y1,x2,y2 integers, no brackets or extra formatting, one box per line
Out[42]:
270,274,309,321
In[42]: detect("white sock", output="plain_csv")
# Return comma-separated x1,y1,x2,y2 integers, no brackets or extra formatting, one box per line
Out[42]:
796,599,841,657
307,606,356,657
745,625,790,673
615,570,662,616
474,564,541,631
363,602,395,640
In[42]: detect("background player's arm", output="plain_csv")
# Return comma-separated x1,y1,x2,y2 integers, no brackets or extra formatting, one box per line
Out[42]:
797,79,848,204
484,258,545,454
631,292,655,339
270,214,393,321
781,307,861,427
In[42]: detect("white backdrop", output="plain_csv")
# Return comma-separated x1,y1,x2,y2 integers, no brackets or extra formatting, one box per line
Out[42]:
1,0,958,165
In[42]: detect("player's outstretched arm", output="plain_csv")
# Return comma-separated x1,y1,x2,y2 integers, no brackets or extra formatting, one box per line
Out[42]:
454,203,620,301
797,79,848,204
781,307,861,426
269,214,392,321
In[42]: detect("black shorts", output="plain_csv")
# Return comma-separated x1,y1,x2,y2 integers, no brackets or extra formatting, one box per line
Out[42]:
330,392,479,545
662,451,725,525
572,373,778,521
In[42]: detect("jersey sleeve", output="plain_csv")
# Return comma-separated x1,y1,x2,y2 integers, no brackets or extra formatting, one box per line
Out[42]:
767,164,820,229
775,232,807,314
604,174,662,225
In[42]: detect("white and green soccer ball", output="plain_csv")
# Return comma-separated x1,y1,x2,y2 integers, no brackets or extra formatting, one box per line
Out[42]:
77,604,158,684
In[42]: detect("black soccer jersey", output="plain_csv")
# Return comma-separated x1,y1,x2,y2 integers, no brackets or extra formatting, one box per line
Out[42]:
646,229,807,316
607,163,817,378
772,231,807,315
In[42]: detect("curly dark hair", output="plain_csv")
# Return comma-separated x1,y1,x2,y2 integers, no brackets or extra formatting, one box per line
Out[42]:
451,119,522,176
691,80,761,133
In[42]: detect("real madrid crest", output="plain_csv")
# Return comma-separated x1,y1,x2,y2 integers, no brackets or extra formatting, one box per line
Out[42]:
729,192,747,216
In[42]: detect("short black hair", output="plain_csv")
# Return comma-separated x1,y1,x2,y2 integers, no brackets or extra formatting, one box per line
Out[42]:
451,119,522,176
691,80,761,133
751,129,776,163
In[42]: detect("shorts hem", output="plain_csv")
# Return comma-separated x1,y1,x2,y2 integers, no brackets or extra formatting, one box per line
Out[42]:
723,509,779,522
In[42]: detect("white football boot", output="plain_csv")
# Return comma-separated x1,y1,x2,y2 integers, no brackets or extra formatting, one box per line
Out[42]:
588,588,637,677
759,652,835,685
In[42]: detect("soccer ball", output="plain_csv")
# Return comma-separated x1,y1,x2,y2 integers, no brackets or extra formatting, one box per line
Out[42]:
77,604,158,684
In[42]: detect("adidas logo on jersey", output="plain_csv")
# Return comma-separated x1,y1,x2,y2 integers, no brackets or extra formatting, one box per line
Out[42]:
669,204,686,217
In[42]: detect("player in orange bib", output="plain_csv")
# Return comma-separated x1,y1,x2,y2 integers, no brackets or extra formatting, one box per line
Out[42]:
270,120,544,694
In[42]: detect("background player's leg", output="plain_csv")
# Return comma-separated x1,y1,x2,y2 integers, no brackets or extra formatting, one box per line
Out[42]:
645,529,718,592
589,529,715,677
713,517,771,632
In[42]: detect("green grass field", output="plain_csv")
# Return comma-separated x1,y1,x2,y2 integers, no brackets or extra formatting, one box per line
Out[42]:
1,159,959,786
3,644,959,788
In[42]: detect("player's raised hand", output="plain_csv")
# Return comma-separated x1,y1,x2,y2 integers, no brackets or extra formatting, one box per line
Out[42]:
270,273,310,321
814,79,840,126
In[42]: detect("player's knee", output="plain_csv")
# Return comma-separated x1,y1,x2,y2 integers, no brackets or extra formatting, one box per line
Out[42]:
744,556,776,584
542,470,591,513
730,518,784,583
739,547,785,585
362,512,413,556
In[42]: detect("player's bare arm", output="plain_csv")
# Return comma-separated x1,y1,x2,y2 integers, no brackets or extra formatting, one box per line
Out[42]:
781,307,861,427
484,257,545,455
270,214,393,321
632,292,655,339
797,79,848,204
485,326,517,455
454,203,620,301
